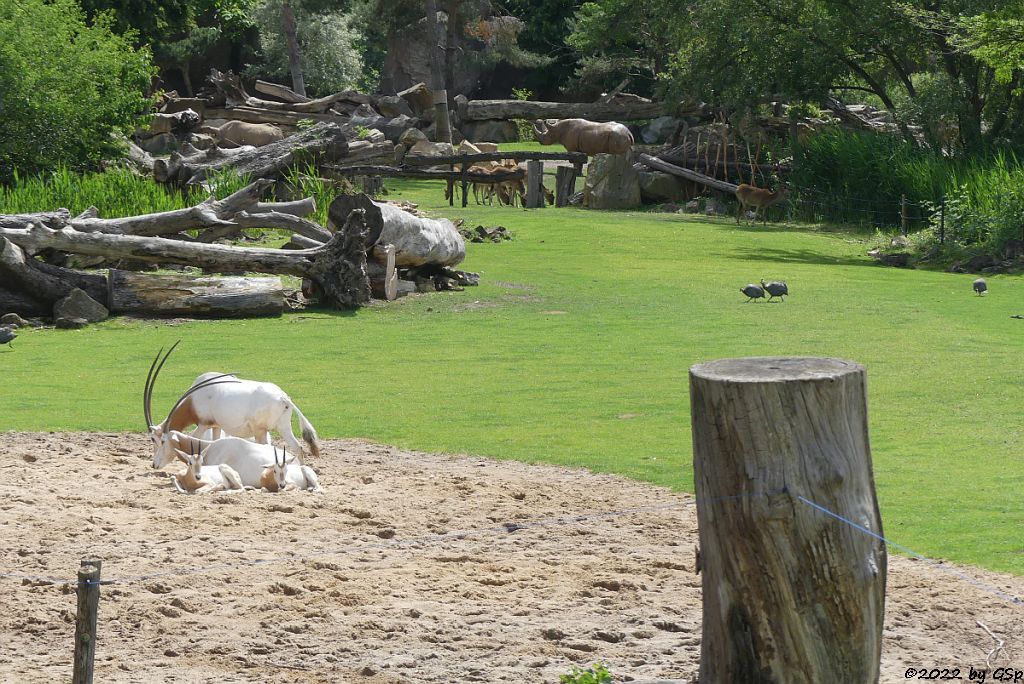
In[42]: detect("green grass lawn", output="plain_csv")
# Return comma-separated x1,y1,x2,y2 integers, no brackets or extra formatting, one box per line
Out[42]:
3,178,1023,574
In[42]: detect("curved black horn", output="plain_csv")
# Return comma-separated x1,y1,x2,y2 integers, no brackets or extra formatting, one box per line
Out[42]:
144,340,181,430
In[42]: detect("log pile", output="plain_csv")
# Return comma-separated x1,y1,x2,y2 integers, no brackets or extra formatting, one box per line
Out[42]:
0,182,475,326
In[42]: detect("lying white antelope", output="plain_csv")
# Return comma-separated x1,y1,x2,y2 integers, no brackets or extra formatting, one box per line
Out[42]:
160,430,301,488
259,446,322,493
172,443,245,494
145,342,321,468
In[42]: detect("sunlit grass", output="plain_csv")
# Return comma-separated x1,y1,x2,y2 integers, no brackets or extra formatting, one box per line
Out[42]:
1,176,1023,574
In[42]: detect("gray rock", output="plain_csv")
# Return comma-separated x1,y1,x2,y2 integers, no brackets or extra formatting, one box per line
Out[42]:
53,288,108,323
703,197,728,216
584,153,641,210
639,170,686,203
641,116,682,144
396,82,434,117
55,316,88,330
138,133,178,155
376,95,415,118
0,313,29,328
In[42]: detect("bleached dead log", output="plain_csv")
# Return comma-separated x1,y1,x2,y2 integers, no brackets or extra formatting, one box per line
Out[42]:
0,209,70,231
328,194,464,268
638,153,739,193
457,98,672,122
108,269,284,318
0,213,372,309
255,79,311,103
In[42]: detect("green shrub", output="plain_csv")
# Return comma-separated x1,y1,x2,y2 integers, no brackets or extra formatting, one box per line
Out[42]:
560,663,613,684
0,0,154,181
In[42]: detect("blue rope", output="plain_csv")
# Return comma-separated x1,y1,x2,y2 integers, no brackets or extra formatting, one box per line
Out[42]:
798,495,1024,608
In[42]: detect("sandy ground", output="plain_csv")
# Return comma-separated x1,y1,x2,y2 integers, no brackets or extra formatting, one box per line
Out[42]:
1,432,1023,683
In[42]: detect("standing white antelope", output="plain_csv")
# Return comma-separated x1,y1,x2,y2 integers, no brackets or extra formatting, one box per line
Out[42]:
735,184,789,225
145,342,321,468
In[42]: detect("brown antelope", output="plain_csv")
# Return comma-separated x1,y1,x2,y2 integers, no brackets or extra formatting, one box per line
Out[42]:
145,342,320,468
735,184,789,224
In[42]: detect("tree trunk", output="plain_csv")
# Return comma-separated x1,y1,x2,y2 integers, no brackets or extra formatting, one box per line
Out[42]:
689,357,886,684
328,194,464,267
281,1,306,98
425,0,452,143
0,287,48,317
457,98,673,122
0,237,107,308
108,269,284,318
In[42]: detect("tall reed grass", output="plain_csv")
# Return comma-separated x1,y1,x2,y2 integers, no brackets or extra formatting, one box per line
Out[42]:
0,166,251,217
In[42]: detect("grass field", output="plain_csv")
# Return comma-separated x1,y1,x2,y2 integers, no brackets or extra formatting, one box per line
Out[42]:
3,177,1023,574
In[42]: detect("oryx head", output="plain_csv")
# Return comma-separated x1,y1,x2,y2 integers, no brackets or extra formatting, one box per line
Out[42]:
262,446,293,492
144,341,237,468
173,441,207,482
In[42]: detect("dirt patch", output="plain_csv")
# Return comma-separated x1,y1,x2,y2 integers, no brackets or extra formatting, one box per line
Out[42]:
1,431,1022,682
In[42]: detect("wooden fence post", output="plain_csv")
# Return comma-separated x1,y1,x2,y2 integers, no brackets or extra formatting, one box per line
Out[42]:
901,194,908,235
525,160,544,208
689,357,886,684
939,195,945,244
72,558,102,684
555,166,576,207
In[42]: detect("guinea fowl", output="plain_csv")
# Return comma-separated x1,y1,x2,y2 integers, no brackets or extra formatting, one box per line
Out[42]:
760,279,789,302
0,327,16,350
741,284,766,302
973,278,987,296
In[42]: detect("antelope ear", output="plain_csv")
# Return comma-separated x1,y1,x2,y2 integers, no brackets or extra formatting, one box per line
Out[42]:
174,450,190,464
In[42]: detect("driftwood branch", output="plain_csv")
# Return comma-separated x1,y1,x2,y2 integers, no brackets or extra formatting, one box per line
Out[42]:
638,154,739,193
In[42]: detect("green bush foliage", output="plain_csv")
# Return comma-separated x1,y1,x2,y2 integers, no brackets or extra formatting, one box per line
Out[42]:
559,663,613,684
0,0,154,182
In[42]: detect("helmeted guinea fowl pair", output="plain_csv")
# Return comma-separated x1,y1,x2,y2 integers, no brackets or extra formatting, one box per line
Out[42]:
741,279,789,302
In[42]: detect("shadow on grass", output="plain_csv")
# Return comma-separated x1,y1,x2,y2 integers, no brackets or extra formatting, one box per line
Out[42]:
728,245,877,267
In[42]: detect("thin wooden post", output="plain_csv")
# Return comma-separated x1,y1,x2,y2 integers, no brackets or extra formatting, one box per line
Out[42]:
901,194,908,235
555,166,576,207
72,559,102,684
939,195,945,244
689,357,886,684
460,163,469,208
525,160,544,208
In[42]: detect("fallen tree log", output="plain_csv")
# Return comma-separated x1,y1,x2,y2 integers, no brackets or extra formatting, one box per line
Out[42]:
0,287,48,317
155,122,352,185
0,213,373,309
0,237,108,308
205,106,343,127
638,154,738,194
0,209,70,231
457,98,672,122
108,269,284,318
255,79,310,103
328,194,464,268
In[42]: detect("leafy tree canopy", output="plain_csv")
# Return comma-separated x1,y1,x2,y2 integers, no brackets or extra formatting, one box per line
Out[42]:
0,0,154,180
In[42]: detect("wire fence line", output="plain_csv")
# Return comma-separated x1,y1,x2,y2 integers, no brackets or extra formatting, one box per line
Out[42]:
2,490,1021,610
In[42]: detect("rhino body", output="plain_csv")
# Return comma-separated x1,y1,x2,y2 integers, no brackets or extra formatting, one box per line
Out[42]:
533,118,633,155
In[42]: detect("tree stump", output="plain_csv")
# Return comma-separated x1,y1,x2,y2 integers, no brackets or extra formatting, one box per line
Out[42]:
689,357,886,684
